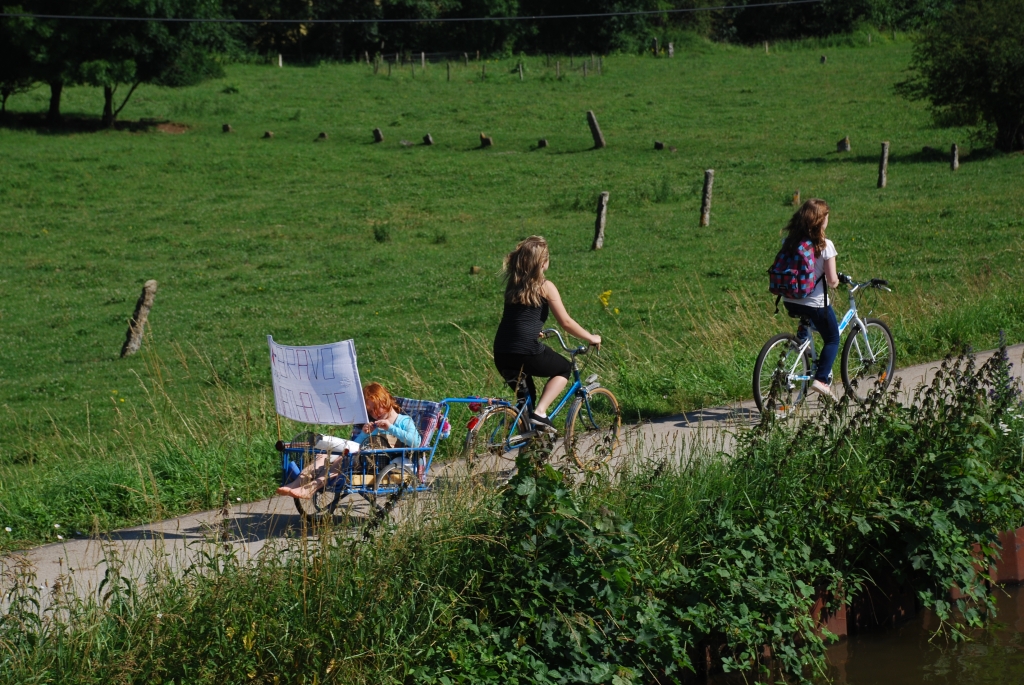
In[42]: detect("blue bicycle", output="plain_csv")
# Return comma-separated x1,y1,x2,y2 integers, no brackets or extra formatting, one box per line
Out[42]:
753,274,895,415
462,328,621,471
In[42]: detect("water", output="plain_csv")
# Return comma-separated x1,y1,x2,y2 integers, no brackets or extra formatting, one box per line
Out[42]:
705,585,1024,684
825,584,1024,684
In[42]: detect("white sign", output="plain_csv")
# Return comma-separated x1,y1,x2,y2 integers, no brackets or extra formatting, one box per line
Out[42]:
267,336,368,426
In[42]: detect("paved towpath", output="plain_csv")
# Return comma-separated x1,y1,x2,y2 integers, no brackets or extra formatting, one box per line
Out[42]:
5,345,1021,611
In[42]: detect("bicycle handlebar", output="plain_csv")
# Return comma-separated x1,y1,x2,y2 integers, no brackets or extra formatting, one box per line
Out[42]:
540,328,592,355
837,273,892,293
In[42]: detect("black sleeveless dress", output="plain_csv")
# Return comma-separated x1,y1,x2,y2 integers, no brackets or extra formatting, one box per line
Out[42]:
493,298,571,405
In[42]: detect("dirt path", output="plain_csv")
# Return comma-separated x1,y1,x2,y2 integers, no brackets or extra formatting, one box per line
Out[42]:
6,345,1022,611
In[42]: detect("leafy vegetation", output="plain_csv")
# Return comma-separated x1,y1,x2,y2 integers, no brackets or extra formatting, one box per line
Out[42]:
897,0,1024,151
2,348,1022,683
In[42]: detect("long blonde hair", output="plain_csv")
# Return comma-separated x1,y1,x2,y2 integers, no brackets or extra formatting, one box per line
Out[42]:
502,236,549,306
782,198,830,256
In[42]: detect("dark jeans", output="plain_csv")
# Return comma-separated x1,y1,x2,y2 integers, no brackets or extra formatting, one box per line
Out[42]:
783,302,840,383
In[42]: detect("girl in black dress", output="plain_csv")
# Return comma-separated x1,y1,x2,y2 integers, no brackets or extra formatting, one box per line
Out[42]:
493,236,602,430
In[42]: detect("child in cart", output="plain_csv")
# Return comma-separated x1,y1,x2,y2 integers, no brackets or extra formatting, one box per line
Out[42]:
276,382,421,499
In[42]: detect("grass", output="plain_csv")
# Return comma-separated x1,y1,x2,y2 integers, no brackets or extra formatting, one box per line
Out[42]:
2,36,1023,546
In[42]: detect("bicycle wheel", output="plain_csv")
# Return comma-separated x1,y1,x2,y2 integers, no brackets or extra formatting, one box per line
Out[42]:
564,387,621,471
293,482,343,522
753,333,811,417
841,318,895,403
464,406,528,471
375,463,417,494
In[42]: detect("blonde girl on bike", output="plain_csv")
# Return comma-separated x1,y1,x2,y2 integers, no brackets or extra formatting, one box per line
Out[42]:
493,236,601,430
780,199,840,397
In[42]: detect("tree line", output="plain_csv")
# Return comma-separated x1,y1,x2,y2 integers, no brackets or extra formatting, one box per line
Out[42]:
1,0,1021,150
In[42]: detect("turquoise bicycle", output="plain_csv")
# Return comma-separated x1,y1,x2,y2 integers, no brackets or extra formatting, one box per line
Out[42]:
463,328,621,471
753,274,895,415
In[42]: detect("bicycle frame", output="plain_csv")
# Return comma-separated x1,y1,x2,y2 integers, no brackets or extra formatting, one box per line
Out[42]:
479,328,601,451
784,283,878,383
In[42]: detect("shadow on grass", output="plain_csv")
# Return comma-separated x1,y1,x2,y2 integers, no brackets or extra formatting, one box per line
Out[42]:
0,112,178,135
795,147,1003,166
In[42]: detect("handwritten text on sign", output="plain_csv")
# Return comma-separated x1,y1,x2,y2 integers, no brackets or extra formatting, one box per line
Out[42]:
267,336,369,425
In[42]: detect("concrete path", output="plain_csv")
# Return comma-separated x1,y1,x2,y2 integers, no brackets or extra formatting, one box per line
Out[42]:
5,345,1022,611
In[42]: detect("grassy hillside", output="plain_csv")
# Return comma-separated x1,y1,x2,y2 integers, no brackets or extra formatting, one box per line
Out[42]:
1,36,1022,546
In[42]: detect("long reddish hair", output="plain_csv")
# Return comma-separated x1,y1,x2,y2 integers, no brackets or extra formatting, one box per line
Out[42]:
782,199,830,256
363,382,400,419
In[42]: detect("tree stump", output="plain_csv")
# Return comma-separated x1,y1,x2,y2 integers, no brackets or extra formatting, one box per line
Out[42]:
222,124,233,133
262,131,273,139
699,169,714,227
593,192,610,250
586,110,606,149
820,55,827,64
480,133,493,147
373,128,384,143
878,141,890,188
469,266,481,275
654,141,664,150
950,143,959,171
423,133,434,145
538,139,548,148
121,280,158,358
837,136,851,153
316,132,328,141
792,189,801,206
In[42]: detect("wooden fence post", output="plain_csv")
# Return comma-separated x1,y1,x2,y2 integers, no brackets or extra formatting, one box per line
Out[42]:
447,62,451,82
878,141,890,188
373,128,384,143
792,189,801,206
421,51,425,69
950,143,959,171
699,170,714,227
593,192,610,250
598,56,603,74
121,280,158,358
464,52,469,66
583,62,588,78
519,63,523,81
837,136,851,153
586,110,606,149
278,54,282,67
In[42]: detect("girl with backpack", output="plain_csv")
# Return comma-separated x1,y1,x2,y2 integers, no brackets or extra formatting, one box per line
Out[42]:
493,236,602,430
771,199,840,398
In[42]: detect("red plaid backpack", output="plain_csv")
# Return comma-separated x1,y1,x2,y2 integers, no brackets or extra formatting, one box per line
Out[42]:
768,240,824,310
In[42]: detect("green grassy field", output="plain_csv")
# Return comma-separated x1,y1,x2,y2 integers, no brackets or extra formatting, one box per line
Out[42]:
1,35,1022,546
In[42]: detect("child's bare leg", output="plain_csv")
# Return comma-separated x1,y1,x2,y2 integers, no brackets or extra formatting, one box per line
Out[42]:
277,455,327,498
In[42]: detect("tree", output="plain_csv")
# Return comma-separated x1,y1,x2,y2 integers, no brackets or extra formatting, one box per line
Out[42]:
79,0,229,126
897,0,1024,152
0,10,38,114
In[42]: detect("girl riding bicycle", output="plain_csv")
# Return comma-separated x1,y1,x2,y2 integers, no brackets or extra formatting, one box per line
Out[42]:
779,199,840,398
493,236,601,430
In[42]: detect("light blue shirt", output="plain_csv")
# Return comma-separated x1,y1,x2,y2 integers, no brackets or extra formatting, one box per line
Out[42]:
354,414,421,449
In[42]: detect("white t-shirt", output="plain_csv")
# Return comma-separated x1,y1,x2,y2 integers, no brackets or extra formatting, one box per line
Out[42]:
781,239,837,309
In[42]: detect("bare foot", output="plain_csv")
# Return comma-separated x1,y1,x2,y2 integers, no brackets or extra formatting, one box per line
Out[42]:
290,482,322,499
276,486,299,498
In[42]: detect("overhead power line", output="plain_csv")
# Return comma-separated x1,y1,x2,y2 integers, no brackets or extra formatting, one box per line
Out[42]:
0,0,825,25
